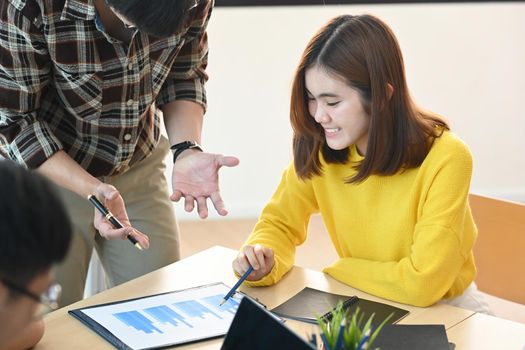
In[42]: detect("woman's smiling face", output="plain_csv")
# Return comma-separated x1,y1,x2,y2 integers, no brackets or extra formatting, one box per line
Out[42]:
305,65,370,155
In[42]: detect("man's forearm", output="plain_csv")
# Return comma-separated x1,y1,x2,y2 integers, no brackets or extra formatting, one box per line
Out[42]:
162,100,204,146
36,150,102,199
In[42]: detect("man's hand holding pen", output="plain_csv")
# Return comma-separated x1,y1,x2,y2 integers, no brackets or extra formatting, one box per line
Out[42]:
90,183,150,250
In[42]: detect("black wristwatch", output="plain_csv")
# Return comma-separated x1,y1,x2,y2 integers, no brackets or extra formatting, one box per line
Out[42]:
170,141,203,163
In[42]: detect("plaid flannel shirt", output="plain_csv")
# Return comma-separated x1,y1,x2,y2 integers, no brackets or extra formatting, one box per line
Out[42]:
0,0,210,176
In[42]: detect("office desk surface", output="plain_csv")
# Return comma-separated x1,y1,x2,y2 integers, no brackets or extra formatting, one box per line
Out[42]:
38,246,478,349
447,312,525,350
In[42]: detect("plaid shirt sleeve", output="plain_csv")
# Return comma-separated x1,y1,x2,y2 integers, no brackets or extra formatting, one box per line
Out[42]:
0,1,63,169
155,0,212,112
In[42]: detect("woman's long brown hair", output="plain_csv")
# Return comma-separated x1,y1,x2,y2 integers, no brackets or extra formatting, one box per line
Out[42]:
290,14,448,183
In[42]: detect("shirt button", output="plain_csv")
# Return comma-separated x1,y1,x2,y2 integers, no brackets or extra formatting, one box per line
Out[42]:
126,99,134,106
124,133,132,141
128,63,133,70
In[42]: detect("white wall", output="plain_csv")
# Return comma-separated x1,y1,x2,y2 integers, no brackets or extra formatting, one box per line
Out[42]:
171,2,525,220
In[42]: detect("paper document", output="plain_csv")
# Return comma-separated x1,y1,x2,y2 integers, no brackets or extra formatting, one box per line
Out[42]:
70,282,241,350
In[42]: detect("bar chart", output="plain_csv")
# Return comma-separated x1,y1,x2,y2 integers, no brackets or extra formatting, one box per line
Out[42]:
202,294,239,315
114,310,164,334
112,294,237,334
79,283,242,349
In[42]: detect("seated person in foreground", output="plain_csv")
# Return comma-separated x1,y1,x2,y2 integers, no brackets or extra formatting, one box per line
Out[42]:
232,14,490,313
0,161,72,349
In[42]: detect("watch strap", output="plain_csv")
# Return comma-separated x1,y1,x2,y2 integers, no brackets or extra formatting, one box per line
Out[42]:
170,141,203,163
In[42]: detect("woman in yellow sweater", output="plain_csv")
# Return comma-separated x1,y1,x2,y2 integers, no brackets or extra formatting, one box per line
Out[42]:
233,14,490,312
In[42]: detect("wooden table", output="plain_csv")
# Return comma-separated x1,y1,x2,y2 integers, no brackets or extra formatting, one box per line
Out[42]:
447,312,525,350
37,246,523,349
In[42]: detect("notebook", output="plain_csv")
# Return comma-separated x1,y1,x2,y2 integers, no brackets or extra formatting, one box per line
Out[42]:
221,297,316,350
271,287,409,327
373,325,455,350
69,282,244,350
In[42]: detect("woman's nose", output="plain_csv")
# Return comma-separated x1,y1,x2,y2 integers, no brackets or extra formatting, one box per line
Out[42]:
313,105,330,124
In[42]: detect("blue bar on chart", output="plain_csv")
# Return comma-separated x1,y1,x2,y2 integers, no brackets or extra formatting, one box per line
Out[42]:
113,310,163,334
202,294,240,315
144,305,194,328
173,300,223,320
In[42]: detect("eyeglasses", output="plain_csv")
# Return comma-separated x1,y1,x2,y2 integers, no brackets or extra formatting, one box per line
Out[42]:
188,0,200,11
104,0,200,31
123,22,136,30
103,0,136,30
1,278,62,316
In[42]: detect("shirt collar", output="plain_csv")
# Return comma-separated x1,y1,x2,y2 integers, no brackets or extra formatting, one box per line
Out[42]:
60,0,97,21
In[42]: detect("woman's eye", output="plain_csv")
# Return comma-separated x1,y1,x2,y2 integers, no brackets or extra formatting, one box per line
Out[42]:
327,101,340,107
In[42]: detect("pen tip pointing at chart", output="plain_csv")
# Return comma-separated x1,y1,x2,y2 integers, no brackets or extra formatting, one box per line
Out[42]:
219,299,226,306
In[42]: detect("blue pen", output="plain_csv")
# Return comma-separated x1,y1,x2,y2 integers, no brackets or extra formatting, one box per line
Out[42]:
356,329,371,350
334,319,345,350
320,332,331,350
220,265,254,306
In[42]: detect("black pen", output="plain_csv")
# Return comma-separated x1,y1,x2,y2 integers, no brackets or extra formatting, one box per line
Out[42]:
87,195,143,250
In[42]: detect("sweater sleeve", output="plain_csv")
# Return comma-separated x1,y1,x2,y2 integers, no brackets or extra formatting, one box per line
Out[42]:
243,163,319,286
323,139,476,307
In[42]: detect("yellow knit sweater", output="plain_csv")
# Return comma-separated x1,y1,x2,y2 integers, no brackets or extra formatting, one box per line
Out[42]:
244,131,477,307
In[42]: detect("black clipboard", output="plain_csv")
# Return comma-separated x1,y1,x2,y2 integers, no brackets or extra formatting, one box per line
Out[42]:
69,282,243,350
271,287,409,328
373,325,455,350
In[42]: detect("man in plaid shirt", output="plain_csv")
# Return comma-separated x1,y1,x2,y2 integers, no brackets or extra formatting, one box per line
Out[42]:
0,0,239,307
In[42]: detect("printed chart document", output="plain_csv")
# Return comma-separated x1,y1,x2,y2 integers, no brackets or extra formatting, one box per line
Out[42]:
69,282,241,350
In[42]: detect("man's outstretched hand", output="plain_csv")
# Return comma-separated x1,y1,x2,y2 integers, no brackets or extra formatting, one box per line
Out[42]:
171,151,239,218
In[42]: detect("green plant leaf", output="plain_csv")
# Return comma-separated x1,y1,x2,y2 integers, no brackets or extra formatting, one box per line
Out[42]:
313,301,392,350
367,312,394,349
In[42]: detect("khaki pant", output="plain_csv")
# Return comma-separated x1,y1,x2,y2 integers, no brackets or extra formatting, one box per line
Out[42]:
55,137,180,307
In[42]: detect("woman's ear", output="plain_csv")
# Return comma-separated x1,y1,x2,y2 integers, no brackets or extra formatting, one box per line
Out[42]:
386,83,394,100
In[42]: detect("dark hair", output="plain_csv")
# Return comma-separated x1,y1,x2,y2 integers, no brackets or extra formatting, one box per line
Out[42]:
0,161,72,291
290,14,448,183
106,0,206,38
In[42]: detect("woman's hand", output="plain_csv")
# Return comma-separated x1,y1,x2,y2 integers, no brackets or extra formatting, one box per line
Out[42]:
232,244,275,281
